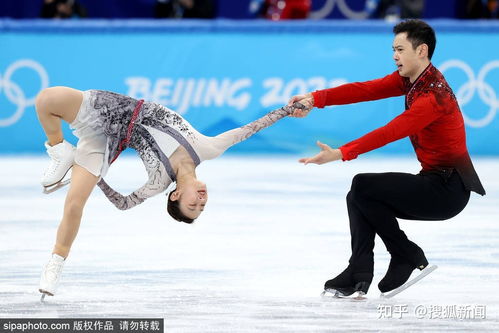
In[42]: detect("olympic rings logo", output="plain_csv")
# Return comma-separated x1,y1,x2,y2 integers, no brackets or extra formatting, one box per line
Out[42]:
311,0,377,20
0,59,49,127
439,59,499,128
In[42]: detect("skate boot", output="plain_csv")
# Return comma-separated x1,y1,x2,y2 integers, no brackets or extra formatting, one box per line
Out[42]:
39,254,65,300
41,140,76,194
323,265,373,298
378,254,429,293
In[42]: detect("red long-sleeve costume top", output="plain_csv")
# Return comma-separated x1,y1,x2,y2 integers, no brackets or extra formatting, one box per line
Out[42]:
312,63,485,195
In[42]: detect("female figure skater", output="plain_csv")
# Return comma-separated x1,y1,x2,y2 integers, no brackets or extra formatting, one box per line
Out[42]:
36,87,299,298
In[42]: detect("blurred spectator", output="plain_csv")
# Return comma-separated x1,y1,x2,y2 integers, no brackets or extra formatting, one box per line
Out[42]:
489,0,499,18
457,0,498,18
259,0,311,20
374,0,425,20
155,0,216,19
41,0,87,19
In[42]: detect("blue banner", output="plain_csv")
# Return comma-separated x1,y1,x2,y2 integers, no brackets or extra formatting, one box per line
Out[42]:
1,20,498,155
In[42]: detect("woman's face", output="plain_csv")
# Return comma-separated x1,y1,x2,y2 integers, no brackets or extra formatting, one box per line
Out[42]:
174,180,208,220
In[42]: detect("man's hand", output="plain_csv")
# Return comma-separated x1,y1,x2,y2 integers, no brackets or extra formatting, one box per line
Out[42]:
287,93,314,118
299,141,343,165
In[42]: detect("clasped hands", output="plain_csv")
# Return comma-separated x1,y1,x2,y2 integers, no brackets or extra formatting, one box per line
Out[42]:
287,93,343,165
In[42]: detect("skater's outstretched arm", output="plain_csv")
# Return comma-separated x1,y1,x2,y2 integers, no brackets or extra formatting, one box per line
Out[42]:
97,145,171,210
287,72,405,118
210,103,301,154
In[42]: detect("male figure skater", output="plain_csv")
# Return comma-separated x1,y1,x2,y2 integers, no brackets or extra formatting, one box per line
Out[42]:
289,19,485,297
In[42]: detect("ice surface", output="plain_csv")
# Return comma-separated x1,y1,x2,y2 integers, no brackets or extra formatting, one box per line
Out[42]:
0,155,498,332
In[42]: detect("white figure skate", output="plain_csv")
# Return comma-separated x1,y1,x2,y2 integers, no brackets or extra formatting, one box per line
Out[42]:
39,254,65,301
41,140,75,194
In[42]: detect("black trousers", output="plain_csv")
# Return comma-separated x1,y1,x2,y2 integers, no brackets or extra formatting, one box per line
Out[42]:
346,169,470,273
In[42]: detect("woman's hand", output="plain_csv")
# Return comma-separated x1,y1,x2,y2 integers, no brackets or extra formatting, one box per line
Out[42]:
287,93,314,118
299,141,343,165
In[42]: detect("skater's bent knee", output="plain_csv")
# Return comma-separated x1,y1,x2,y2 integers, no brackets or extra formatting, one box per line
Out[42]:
346,190,354,204
35,86,80,117
350,174,374,199
35,87,60,114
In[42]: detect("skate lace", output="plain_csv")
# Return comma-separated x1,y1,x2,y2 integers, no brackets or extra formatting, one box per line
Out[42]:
45,260,64,280
46,155,61,176
44,146,67,177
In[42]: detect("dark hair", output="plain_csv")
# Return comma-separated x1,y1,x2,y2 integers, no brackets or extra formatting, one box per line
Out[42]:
393,19,436,60
167,188,195,224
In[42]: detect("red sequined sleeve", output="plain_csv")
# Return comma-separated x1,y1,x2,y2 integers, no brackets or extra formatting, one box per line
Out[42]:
312,71,405,108
339,93,441,161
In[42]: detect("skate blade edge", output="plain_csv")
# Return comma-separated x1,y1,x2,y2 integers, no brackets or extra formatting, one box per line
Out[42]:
39,289,54,296
321,288,366,300
39,289,54,302
43,179,71,194
42,165,73,194
380,265,438,299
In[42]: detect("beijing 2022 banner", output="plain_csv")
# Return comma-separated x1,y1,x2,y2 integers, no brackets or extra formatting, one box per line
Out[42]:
1,21,498,155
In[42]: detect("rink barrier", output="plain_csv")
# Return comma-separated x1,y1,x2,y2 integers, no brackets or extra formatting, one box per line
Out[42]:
2,19,499,33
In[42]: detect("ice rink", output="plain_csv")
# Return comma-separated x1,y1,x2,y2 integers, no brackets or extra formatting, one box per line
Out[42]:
1,155,498,332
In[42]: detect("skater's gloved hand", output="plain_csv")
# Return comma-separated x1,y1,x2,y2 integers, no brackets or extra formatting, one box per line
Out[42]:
299,141,343,165
288,93,314,118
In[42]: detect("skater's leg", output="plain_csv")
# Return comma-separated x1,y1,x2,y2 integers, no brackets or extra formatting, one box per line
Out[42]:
52,164,99,258
36,87,84,191
349,171,470,292
35,86,83,146
323,190,375,295
40,164,98,296
347,191,375,273
350,172,470,265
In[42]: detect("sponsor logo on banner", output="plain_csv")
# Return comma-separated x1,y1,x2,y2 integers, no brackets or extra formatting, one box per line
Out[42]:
439,60,499,128
0,59,49,127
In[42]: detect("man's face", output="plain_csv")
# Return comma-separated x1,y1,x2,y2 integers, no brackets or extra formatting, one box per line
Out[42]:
392,32,425,81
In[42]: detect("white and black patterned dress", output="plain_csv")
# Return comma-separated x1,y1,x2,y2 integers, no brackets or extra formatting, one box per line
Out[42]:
80,90,292,210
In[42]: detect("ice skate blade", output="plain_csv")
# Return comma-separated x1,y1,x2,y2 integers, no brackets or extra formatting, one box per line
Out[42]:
380,265,438,299
39,290,53,302
42,164,73,194
43,179,71,194
321,289,366,300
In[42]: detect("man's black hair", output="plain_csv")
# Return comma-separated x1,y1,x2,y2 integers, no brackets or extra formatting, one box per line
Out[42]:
393,19,436,60
167,189,195,224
